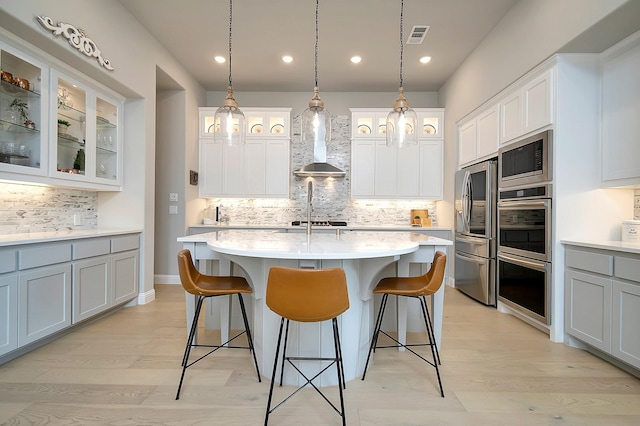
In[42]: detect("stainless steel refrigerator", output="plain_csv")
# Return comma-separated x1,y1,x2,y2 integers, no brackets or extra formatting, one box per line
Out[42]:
454,159,497,306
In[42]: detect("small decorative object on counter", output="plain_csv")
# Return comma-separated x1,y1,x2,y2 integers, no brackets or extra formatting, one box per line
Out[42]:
203,205,217,225
0,70,13,83
621,220,640,242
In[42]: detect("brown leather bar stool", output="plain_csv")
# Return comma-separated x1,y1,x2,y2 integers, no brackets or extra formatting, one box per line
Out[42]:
361,251,446,397
264,266,349,426
175,249,261,400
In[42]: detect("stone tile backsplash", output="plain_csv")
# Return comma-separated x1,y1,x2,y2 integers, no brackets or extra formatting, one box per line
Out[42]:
635,189,640,220
0,182,97,234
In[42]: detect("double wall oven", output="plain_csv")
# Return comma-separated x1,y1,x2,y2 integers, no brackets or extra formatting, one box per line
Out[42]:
497,130,553,325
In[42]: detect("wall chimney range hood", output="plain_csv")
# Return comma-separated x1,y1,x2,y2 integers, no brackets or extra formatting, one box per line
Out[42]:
293,138,345,177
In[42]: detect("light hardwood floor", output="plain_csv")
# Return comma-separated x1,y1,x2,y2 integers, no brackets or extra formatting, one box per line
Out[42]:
1,284,639,425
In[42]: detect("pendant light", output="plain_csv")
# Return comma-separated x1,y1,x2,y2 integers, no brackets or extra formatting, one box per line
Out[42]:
214,0,245,146
301,0,330,150
386,0,418,148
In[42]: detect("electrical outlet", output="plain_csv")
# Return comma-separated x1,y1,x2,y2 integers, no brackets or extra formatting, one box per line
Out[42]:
169,205,178,215
73,213,83,226
169,193,178,202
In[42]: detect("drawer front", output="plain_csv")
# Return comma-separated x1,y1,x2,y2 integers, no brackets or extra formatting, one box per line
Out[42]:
565,248,613,276
73,238,111,260
18,244,72,270
0,249,17,274
614,255,640,283
111,234,140,253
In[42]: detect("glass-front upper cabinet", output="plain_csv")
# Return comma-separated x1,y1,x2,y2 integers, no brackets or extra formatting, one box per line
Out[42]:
0,42,48,176
51,70,122,187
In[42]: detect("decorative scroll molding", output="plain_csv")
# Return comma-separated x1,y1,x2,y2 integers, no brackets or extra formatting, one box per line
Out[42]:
36,15,114,71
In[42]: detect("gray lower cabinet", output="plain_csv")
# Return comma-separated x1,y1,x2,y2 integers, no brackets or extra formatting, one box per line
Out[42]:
565,245,640,370
73,255,111,323
112,250,139,305
612,278,640,368
0,232,140,360
18,264,72,346
0,274,18,355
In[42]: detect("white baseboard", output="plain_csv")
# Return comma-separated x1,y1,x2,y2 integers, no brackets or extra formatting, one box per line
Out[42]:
137,288,156,305
154,274,180,285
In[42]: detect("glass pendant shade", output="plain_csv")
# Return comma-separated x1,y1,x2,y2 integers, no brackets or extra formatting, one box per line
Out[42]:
301,87,331,149
214,86,245,146
386,87,418,148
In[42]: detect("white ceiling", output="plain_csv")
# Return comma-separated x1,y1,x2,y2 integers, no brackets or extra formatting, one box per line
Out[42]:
118,0,518,92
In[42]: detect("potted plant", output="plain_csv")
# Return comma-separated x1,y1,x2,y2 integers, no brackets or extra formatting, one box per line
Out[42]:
57,119,70,134
10,98,30,127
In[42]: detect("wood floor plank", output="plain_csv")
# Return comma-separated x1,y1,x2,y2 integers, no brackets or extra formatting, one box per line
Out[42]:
0,284,639,425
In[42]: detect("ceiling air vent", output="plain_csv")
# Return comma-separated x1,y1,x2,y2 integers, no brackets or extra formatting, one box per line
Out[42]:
406,25,430,45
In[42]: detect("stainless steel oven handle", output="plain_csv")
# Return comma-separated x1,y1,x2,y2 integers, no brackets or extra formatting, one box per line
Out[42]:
456,251,486,265
498,252,549,271
498,200,549,209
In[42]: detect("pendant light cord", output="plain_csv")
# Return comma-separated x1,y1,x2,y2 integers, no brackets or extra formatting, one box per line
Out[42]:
228,0,233,88
399,0,404,88
314,0,319,88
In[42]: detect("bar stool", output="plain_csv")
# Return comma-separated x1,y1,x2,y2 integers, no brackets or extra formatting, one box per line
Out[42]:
361,251,446,397
264,266,349,426
175,249,261,400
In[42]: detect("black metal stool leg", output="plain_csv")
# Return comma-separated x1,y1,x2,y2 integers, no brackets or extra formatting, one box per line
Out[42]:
362,293,388,380
421,295,441,365
265,317,285,426
279,319,290,386
332,318,346,426
419,296,444,397
176,295,205,400
237,293,261,381
334,320,346,389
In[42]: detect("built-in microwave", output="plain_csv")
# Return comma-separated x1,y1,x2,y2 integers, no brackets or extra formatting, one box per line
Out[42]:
498,130,552,188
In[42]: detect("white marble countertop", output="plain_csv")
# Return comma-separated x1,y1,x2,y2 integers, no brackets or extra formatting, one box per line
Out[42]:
179,229,452,260
562,239,640,255
0,229,142,247
189,223,451,232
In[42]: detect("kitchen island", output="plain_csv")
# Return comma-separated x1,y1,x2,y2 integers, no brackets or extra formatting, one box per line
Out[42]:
178,229,452,385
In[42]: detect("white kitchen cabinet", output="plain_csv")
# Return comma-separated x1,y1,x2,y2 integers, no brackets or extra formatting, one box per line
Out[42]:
458,103,499,167
0,41,48,179
199,107,291,198
499,68,553,146
565,245,640,371
351,139,375,197
0,33,125,191
0,273,18,356
351,108,444,200
73,255,110,323
18,263,72,345
51,70,124,189
601,32,640,187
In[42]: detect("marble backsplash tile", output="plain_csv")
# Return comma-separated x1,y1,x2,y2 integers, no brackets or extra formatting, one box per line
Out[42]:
0,182,97,234
635,189,640,220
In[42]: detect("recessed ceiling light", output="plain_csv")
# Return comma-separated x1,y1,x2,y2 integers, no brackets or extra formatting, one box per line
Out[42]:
419,56,432,64
214,56,226,64
282,55,293,63
351,56,362,64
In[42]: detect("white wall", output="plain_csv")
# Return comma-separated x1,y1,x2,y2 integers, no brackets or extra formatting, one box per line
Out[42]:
438,0,629,229
0,0,206,300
